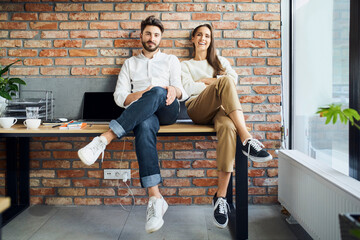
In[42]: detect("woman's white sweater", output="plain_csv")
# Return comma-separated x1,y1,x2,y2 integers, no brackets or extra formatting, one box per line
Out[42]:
181,56,238,99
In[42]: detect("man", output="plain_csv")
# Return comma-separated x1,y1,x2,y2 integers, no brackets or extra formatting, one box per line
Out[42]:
78,16,188,233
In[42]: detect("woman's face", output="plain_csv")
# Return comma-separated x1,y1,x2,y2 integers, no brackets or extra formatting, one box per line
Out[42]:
192,26,211,51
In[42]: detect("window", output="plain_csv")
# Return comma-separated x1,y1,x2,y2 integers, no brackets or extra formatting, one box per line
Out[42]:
291,0,351,175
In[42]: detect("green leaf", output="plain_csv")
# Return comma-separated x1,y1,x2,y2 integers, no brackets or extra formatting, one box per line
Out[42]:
8,78,26,85
0,60,20,76
333,113,338,124
0,91,12,100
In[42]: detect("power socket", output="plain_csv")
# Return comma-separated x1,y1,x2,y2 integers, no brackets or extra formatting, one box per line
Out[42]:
104,169,131,180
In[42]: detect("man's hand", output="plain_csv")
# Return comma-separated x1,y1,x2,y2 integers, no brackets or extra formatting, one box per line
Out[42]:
164,86,177,106
200,78,217,86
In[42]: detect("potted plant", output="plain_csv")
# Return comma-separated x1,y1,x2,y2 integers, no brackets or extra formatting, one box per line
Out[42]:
317,104,360,239
317,103,360,130
0,60,26,116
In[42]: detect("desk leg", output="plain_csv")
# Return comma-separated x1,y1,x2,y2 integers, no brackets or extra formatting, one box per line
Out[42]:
3,137,30,226
228,136,248,240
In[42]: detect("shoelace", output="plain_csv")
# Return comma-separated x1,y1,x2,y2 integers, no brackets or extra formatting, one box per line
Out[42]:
146,202,155,221
87,138,105,162
218,198,230,215
243,138,264,161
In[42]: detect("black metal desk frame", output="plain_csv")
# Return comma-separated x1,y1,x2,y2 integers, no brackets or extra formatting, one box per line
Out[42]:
1,131,248,240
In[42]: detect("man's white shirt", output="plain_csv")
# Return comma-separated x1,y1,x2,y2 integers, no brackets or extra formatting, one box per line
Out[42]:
114,50,188,108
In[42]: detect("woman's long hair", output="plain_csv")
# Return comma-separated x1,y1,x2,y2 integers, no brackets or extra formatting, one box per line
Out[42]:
192,24,225,77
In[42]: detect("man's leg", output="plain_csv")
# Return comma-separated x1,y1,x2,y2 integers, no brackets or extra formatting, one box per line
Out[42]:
78,87,168,166
133,115,168,233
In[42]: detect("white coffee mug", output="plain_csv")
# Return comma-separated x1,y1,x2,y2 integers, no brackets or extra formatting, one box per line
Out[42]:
0,117,17,129
23,119,41,129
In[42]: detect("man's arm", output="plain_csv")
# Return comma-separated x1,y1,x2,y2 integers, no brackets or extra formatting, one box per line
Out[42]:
124,86,153,106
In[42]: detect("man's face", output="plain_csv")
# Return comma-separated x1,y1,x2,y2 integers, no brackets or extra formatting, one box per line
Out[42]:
141,25,162,52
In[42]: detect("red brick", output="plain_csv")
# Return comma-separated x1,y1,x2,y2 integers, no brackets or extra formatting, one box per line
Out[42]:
88,188,115,196
118,188,146,196
163,179,190,187
115,3,145,11
267,115,281,122
145,3,173,11
165,197,192,205
39,49,67,57
177,169,205,178
240,96,266,104
207,169,218,177
164,142,193,150
71,67,100,76
30,188,55,196
0,4,24,12
43,160,70,169
114,39,141,48
238,40,266,48
268,95,281,103
58,188,85,196
131,12,160,20
248,169,265,177
30,151,51,159
162,13,190,21
193,178,217,187
25,3,53,12
195,142,217,150
248,187,266,195
240,22,268,30
268,40,281,48
113,151,137,160
104,198,132,205
194,197,212,204
237,58,265,66
240,76,268,85
253,49,281,57
30,22,57,30
0,22,26,30
223,12,252,20
192,13,221,21
253,86,281,94
175,151,204,159
12,13,37,21
179,188,205,196
40,67,69,76
253,177,278,186
269,4,280,12
254,31,281,39
101,161,129,169
57,170,85,178
69,13,98,21
54,3,82,12
39,13,68,21
70,31,98,38
24,40,51,48
177,4,203,12
206,151,217,159
267,168,278,177
268,58,281,66
8,49,37,57
54,40,82,49
177,136,206,141
100,49,129,56
159,188,177,196
254,13,280,21
238,3,266,11
45,197,73,205
268,186,278,195
24,59,52,66
42,179,71,187
84,3,113,11
86,58,114,66
69,49,97,57
74,198,102,205
253,104,281,113
192,160,217,168
207,4,235,11
30,197,43,205
212,22,238,30
90,22,118,30
162,160,191,169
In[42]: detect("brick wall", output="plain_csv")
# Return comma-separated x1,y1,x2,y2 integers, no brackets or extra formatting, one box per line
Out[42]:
0,0,281,205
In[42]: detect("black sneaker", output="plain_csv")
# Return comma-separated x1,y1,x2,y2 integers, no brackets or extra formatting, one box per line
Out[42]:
242,138,273,162
212,193,230,228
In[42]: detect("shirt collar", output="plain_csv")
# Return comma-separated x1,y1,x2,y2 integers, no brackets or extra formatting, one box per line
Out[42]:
139,49,162,60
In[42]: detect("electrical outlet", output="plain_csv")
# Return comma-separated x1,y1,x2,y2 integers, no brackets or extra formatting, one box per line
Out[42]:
104,169,131,180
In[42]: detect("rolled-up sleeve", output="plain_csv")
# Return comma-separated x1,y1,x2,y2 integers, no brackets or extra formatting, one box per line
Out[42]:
219,56,238,85
181,61,206,98
169,56,188,101
113,59,131,108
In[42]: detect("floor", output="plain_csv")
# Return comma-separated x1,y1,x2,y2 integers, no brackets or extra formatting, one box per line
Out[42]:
3,204,312,240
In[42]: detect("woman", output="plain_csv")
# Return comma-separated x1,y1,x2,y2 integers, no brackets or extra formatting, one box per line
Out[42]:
181,24,272,229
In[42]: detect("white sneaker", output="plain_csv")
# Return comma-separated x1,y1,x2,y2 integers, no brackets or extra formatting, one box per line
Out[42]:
78,136,107,166
145,196,168,233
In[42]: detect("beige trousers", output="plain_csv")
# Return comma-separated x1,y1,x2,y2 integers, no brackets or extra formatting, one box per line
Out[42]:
185,76,242,172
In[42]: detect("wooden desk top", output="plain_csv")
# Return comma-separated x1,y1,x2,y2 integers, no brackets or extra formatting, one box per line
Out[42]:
0,197,10,213
0,123,216,135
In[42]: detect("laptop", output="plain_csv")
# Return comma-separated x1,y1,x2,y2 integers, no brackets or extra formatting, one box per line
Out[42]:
81,92,124,124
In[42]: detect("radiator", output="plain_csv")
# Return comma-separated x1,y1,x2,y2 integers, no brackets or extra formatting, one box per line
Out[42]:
278,150,360,240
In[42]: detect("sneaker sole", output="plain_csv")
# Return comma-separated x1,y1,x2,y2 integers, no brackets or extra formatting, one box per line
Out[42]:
212,201,228,229
146,200,168,233
242,150,273,163
77,149,94,166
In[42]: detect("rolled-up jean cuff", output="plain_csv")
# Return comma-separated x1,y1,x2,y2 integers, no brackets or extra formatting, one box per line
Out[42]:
109,120,126,138
141,174,162,188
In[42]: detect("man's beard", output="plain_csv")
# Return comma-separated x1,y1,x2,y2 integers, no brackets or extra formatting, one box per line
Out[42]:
142,40,159,52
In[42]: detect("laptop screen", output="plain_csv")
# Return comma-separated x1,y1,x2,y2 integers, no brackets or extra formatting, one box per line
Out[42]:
82,92,124,122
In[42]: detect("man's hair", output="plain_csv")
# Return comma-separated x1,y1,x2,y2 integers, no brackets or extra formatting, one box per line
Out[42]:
192,24,225,77
141,15,164,34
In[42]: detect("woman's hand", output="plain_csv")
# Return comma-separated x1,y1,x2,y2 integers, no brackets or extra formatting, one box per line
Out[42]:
200,78,217,86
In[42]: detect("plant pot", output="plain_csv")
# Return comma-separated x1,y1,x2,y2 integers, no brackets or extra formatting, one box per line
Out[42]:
339,213,360,240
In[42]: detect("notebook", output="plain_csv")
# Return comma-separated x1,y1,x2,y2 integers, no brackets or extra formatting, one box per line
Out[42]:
81,92,124,124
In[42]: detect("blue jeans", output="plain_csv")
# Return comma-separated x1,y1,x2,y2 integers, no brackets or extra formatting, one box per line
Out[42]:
109,87,179,188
